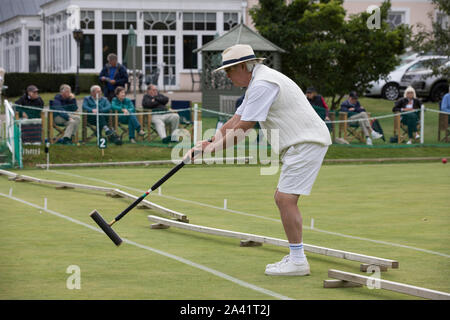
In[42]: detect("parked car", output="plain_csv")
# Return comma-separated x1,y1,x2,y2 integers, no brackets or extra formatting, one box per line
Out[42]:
365,53,443,101
399,57,449,102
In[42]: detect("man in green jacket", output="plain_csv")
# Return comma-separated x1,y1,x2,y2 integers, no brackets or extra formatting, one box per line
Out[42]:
82,85,121,145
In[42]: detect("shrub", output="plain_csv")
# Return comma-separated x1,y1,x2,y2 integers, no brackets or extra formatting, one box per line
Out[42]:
3,73,99,97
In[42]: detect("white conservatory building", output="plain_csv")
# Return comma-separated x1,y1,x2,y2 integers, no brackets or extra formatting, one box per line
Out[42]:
0,0,250,90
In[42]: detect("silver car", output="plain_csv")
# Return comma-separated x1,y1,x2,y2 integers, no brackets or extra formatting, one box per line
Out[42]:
365,53,419,100
399,57,449,102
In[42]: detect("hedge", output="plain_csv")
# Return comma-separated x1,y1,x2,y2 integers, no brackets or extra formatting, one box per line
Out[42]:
3,73,100,97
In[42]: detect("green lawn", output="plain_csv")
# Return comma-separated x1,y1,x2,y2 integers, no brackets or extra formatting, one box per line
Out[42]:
0,163,449,299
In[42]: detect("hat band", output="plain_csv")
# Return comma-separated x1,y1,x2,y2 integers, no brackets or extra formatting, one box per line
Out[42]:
222,54,256,67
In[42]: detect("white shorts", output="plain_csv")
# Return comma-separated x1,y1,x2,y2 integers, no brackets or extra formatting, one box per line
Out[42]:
277,143,328,195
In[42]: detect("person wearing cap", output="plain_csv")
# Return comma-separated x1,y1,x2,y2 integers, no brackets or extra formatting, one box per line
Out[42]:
99,53,129,102
187,44,332,276
14,85,44,119
340,91,383,145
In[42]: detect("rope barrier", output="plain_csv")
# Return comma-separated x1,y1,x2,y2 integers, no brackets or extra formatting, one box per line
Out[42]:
11,103,191,117
9,102,449,124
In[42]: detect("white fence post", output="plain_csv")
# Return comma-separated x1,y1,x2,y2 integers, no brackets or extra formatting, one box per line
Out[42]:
420,104,425,144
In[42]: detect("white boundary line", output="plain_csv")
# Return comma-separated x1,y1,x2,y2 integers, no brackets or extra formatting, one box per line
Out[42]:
47,169,450,259
0,192,292,300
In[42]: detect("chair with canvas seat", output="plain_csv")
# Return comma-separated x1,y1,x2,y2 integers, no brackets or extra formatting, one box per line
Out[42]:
338,111,368,143
48,100,79,144
393,111,421,144
171,100,196,138
438,112,449,143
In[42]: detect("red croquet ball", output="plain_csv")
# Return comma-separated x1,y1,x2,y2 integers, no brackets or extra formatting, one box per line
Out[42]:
442,158,447,164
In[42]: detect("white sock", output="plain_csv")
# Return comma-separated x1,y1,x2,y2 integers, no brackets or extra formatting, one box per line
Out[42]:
289,243,306,263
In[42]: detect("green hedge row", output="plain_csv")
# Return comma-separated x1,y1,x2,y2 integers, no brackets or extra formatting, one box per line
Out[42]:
3,73,100,97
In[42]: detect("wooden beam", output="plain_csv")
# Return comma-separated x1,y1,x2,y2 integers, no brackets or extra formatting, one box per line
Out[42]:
0,170,188,222
147,215,398,268
328,269,450,300
360,264,388,272
323,279,362,288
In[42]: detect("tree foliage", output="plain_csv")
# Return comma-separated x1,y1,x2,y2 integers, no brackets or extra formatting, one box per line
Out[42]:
250,0,410,109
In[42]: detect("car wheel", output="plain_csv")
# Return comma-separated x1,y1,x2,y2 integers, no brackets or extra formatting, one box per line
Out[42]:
382,83,400,100
430,82,449,102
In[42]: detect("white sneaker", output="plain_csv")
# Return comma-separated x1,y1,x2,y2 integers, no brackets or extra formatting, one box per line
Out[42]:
415,133,420,140
371,130,383,139
366,137,373,145
130,138,136,144
265,256,310,276
406,140,412,145
265,255,289,270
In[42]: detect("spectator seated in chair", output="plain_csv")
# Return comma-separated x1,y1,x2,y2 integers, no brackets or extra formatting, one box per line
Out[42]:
392,86,422,145
82,85,122,145
111,86,145,144
142,84,180,143
14,85,44,119
340,91,383,145
51,84,80,144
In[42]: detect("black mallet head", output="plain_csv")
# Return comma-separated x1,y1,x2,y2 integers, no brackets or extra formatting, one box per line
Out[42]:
90,210,123,246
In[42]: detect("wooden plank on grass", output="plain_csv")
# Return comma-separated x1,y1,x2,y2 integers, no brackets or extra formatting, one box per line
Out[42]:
113,190,188,222
328,269,450,300
11,173,114,192
147,215,398,268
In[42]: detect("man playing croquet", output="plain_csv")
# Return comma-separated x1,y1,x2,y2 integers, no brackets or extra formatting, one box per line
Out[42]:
187,44,332,276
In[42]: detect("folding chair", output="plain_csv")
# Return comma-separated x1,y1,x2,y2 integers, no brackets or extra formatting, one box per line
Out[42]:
438,112,449,142
171,100,194,139
143,112,161,142
190,69,202,92
48,100,79,144
393,111,421,144
338,112,367,143
15,110,46,144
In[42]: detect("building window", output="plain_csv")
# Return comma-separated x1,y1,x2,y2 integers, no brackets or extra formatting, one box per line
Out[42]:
183,35,197,69
387,11,405,29
436,12,449,30
224,12,239,30
28,29,40,42
144,35,158,82
80,10,95,29
29,46,41,72
102,11,137,30
183,12,216,30
80,34,95,69
143,12,176,30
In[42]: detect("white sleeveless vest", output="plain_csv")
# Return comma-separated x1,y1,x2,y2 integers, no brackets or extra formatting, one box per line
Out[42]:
244,64,332,153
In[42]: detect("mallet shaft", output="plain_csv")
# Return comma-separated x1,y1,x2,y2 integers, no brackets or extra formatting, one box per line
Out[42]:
111,157,190,224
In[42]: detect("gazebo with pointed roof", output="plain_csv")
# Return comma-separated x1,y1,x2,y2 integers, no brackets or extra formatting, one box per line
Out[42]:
194,23,286,111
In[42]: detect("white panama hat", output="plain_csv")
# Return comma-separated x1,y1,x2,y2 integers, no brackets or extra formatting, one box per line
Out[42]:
213,44,265,72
